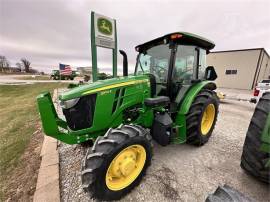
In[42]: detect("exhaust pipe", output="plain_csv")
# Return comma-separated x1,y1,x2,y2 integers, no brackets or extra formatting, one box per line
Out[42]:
119,50,128,76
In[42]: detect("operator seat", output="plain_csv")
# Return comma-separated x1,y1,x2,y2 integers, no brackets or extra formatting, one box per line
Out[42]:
144,96,170,108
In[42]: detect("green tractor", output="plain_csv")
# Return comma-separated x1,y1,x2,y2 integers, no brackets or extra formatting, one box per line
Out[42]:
50,70,77,80
206,93,270,202
241,92,270,183
37,32,219,200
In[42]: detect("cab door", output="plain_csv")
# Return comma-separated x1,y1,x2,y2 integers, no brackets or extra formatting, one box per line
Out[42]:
169,45,199,100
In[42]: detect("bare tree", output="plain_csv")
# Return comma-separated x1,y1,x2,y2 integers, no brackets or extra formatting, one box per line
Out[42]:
21,58,31,73
16,62,22,71
0,55,10,72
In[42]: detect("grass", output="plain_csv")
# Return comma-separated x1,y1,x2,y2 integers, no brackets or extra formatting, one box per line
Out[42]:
0,83,67,200
16,75,51,80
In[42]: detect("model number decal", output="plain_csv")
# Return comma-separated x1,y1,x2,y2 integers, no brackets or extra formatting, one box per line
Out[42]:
100,90,112,95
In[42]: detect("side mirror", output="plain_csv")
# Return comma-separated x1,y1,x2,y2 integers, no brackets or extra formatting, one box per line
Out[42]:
205,66,217,81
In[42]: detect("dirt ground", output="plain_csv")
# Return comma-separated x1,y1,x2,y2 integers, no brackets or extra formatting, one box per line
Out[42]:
2,127,43,202
59,99,269,202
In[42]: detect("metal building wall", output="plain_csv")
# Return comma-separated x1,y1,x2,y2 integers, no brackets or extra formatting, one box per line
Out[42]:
207,49,269,90
255,50,270,86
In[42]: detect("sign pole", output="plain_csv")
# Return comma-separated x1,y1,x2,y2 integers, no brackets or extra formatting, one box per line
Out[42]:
91,11,98,82
112,19,117,77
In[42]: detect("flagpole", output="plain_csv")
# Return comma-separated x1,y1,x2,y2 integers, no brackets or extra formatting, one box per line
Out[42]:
59,63,61,82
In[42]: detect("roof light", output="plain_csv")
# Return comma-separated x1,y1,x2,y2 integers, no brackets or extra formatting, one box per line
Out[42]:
170,34,182,40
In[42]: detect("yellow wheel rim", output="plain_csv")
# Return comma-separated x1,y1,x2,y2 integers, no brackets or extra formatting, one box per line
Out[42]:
105,144,146,191
201,104,216,135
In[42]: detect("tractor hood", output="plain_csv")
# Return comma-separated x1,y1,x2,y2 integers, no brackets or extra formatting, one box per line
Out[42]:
59,75,149,101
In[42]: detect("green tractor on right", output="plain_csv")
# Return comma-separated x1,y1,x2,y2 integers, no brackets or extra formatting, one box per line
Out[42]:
241,92,270,183
206,93,270,202
207,93,270,201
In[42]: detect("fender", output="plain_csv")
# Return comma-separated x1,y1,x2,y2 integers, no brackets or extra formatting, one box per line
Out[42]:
174,81,216,143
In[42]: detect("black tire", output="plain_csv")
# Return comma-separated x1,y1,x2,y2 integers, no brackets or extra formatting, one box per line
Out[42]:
241,93,270,183
81,124,153,200
206,184,254,202
186,89,219,146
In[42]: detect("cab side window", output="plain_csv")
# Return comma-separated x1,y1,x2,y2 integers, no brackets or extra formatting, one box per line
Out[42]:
174,45,197,84
137,54,151,74
198,48,207,79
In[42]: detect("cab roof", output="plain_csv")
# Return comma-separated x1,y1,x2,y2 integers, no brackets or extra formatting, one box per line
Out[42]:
135,32,215,52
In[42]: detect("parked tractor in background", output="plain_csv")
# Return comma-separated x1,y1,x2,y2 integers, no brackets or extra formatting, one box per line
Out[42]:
37,32,219,200
50,70,77,80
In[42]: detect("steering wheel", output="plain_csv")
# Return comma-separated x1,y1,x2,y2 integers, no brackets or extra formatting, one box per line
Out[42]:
151,66,167,94
175,68,193,80
153,65,168,82
154,65,167,71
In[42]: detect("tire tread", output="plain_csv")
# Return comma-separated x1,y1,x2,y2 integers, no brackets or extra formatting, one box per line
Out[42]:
241,94,270,183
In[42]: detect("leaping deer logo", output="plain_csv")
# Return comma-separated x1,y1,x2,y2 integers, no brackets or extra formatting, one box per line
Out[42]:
98,18,113,35
100,20,110,33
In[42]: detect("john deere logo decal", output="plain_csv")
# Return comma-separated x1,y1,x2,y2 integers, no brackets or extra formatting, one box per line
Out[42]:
97,18,113,35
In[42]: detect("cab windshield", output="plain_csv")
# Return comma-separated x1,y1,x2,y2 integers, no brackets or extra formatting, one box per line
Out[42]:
135,44,207,84
136,44,171,84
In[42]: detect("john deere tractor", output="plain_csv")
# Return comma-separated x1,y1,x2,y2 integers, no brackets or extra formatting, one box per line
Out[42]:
37,32,219,200
241,92,270,183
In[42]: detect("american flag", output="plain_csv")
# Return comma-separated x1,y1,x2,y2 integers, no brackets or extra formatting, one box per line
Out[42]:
59,63,72,75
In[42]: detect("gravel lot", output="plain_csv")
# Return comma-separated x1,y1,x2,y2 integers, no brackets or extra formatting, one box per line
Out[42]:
59,99,269,202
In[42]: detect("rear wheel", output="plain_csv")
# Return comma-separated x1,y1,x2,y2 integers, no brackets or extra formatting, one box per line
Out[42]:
186,89,219,146
81,124,152,200
241,93,270,183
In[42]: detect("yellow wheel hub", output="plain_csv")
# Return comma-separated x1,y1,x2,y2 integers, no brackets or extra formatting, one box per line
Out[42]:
105,144,146,191
201,104,216,135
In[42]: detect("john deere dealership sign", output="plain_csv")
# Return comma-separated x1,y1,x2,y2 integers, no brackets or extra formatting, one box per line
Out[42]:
91,11,117,81
94,13,116,49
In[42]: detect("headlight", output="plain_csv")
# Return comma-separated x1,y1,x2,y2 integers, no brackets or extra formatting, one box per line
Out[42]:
60,98,80,109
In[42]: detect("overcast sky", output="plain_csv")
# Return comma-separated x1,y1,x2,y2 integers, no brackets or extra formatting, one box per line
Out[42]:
0,0,269,73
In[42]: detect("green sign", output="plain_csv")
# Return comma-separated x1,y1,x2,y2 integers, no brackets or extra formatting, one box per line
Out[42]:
91,11,118,82
97,18,113,35
94,12,116,49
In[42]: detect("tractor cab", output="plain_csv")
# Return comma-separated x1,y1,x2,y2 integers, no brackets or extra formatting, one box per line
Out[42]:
134,32,217,101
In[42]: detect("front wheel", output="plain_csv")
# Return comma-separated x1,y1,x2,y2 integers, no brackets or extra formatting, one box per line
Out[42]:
186,89,219,146
81,124,153,200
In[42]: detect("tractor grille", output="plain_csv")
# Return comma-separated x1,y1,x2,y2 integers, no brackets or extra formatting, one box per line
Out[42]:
63,94,97,130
